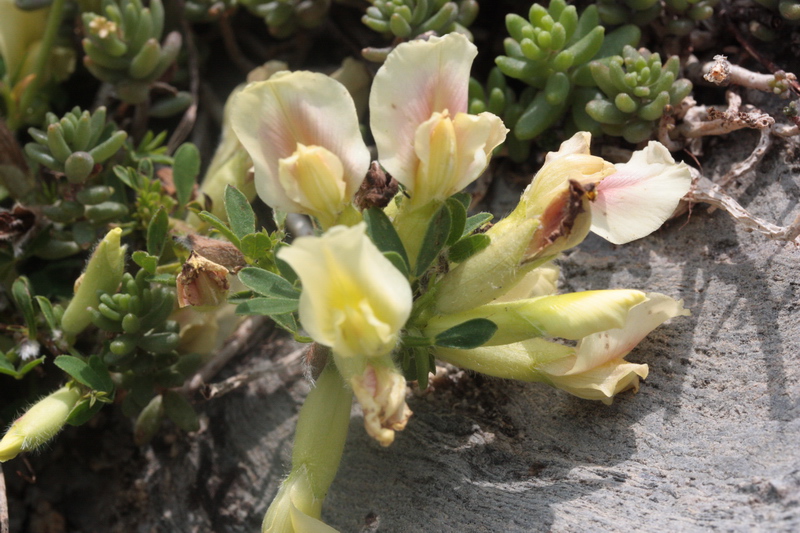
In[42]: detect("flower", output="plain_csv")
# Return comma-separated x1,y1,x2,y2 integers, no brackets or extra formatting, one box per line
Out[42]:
230,71,370,228
277,223,412,359
426,289,648,346
0,385,82,462
433,293,688,404
350,363,412,447
369,32,507,206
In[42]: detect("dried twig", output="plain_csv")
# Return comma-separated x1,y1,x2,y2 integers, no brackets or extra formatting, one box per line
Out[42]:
702,55,796,95
717,127,773,189
686,169,800,244
676,91,774,139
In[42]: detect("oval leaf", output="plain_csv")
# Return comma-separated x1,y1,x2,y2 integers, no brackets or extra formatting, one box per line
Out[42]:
434,318,498,349
364,207,409,271
224,185,256,239
448,234,491,264
236,297,299,316
238,267,300,299
173,142,200,207
415,203,452,277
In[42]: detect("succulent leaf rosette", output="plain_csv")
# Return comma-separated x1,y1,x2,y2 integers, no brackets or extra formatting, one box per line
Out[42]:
224,33,693,531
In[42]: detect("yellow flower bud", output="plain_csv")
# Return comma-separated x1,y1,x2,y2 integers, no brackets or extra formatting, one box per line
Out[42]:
61,227,126,337
278,144,347,229
0,385,81,462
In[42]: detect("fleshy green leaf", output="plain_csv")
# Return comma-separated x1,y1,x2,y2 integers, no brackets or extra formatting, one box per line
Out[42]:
224,185,256,239
434,318,498,349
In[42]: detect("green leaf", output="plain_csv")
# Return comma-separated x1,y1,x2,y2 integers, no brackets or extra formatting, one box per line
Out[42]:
237,267,300,299
172,143,200,207
271,312,299,335
147,207,169,258
239,232,273,261
35,296,59,333
163,390,200,432
274,245,298,284
236,297,299,316
88,355,115,393
12,277,37,336
445,197,467,246
463,212,493,236
132,250,158,274
364,207,409,270
66,398,104,426
54,355,111,391
225,185,256,239
415,203,452,278
448,234,491,263
383,251,409,278
434,318,498,349
14,357,45,378
197,211,241,248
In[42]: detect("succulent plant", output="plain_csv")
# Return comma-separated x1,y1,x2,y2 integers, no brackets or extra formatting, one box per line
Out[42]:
662,0,720,36
184,0,238,22
25,106,127,184
81,0,182,104
586,45,692,143
495,0,640,141
596,0,662,26
468,67,536,163
362,0,479,39
749,0,800,41
240,0,330,39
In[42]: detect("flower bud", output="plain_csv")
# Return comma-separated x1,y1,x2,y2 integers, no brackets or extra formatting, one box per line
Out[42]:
350,363,412,447
0,385,81,462
61,227,126,337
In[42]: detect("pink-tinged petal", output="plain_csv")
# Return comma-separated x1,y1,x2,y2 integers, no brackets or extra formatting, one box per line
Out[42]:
572,293,689,374
451,112,508,192
370,33,477,187
590,141,692,245
230,71,370,213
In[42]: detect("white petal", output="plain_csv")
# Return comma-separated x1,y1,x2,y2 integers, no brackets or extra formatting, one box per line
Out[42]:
544,131,593,163
452,112,508,192
370,33,476,188
573,292,689,373
231,71,370,213
590,141,692,245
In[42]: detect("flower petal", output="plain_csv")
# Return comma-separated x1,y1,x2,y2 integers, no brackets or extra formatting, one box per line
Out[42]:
545,358,649,405
277,223,412,358
231,71,370,214
590,141,692,245
451,112,508,192
573,292,689,373
370,33,476,187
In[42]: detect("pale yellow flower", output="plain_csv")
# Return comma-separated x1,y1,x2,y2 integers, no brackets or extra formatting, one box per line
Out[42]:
433,293,688,404
231,71,370,228
370,33,507,206
277,223,412,359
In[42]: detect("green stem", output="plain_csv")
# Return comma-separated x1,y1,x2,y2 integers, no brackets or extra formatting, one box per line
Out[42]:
14,0,66,130
262,363,352,532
